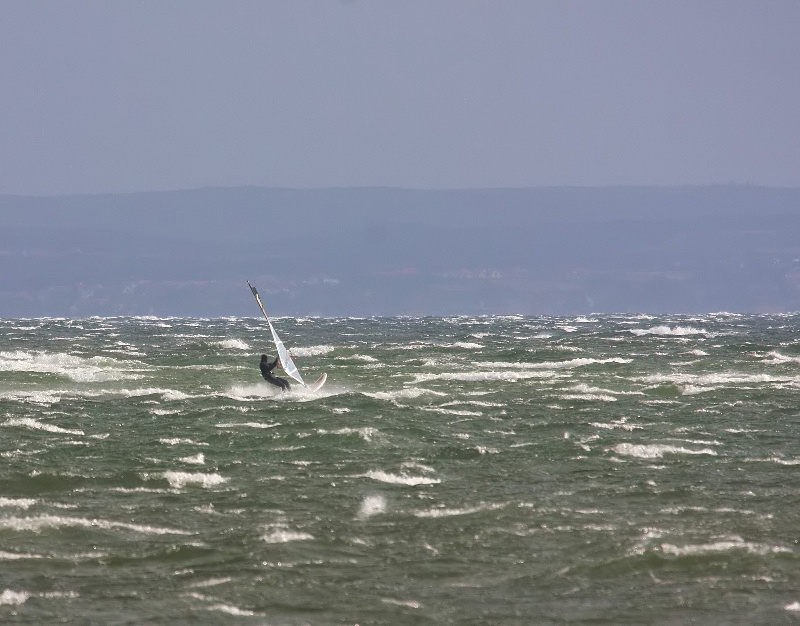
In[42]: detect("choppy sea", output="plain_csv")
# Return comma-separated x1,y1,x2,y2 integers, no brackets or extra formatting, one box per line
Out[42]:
1,314,798,624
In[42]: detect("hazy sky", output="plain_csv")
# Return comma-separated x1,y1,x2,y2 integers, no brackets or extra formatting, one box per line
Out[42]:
2,1,799,195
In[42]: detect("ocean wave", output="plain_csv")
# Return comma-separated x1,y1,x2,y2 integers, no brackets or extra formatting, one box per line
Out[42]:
0,514,190,535
381,598,422,609
163,471,228,489
422,406,484,416
660,536,791,557
630,325,709,337
215,421,281,430
120,388,194,401
365,387,447,401
290,345,335,357
205,603,259,617
482,357,632,370
0,589,29,606
261,524,314,544
0,350,143,383
413,502,505,518
2,417,84,436
159,438,209,446
353,354,379,362
611,443,717,459
0,551,45,561
561,390,618,402
641,372,787,392
186,577,233,589
364,470,440,486
0,498,37,510
315,427,380,442
591,417,642,431
748,456,800,466
763,351,800,365
0,386,194,405
179,453,205,465
217,338,250,350
413,370,556,383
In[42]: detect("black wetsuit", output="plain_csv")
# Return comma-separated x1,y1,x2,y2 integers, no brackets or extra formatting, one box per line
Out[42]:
259,354,290,391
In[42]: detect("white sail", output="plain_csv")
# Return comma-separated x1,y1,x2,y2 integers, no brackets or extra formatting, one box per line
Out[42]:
248,282,305,386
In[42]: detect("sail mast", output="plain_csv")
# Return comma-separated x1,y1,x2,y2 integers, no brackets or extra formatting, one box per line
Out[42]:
247,282,306,386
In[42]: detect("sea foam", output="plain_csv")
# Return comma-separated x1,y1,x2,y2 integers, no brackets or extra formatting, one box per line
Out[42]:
0,514,190,535
0,350,140,383
364,470,440,486
163,471,228,489
612,443,717,459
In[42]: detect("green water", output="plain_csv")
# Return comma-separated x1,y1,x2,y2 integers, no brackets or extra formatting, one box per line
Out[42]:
1,315,798,624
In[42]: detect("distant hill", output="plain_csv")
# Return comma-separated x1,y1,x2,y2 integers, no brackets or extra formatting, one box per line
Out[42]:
2,186,799,316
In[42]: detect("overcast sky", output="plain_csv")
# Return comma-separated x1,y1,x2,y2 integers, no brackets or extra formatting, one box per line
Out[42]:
2,1,799,195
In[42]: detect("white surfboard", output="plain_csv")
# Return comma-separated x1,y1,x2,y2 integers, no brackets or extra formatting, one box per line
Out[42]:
308,372,327,392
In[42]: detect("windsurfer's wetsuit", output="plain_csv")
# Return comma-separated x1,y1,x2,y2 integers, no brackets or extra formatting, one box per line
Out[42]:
260,354,290,391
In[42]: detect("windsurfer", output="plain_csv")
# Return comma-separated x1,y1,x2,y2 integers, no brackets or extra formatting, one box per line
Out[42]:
259,354,291,391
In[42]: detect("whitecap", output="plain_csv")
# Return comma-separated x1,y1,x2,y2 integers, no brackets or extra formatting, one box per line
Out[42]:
364,470,440,486
763,351,800,365
0,551,45,560
365,387,447,401
163,471,228,489
160,438,209,447
150,408,182,416
630,325,709,337
413,370,555,383
215,422,281,430
560,392,617,402
401,461,436,473
422,406,483,417
0,350,142,383
0,497,37,509
2,418,84,436
641,372,784,392
591,417,641,431
0,589,29,606
206,603,258,617
381,598,422,609
752,456,800,466
415,357,633,382
290,345,335,357
316,427,380,442
413,502,505,518
179,453,205,465
476,357,632,372
261,526,314,544
0,514,190,535
0,390,64,405
217,339,250,350
187,577,233,588
660,536,791,556
612,443,717,459
117,388,193,401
